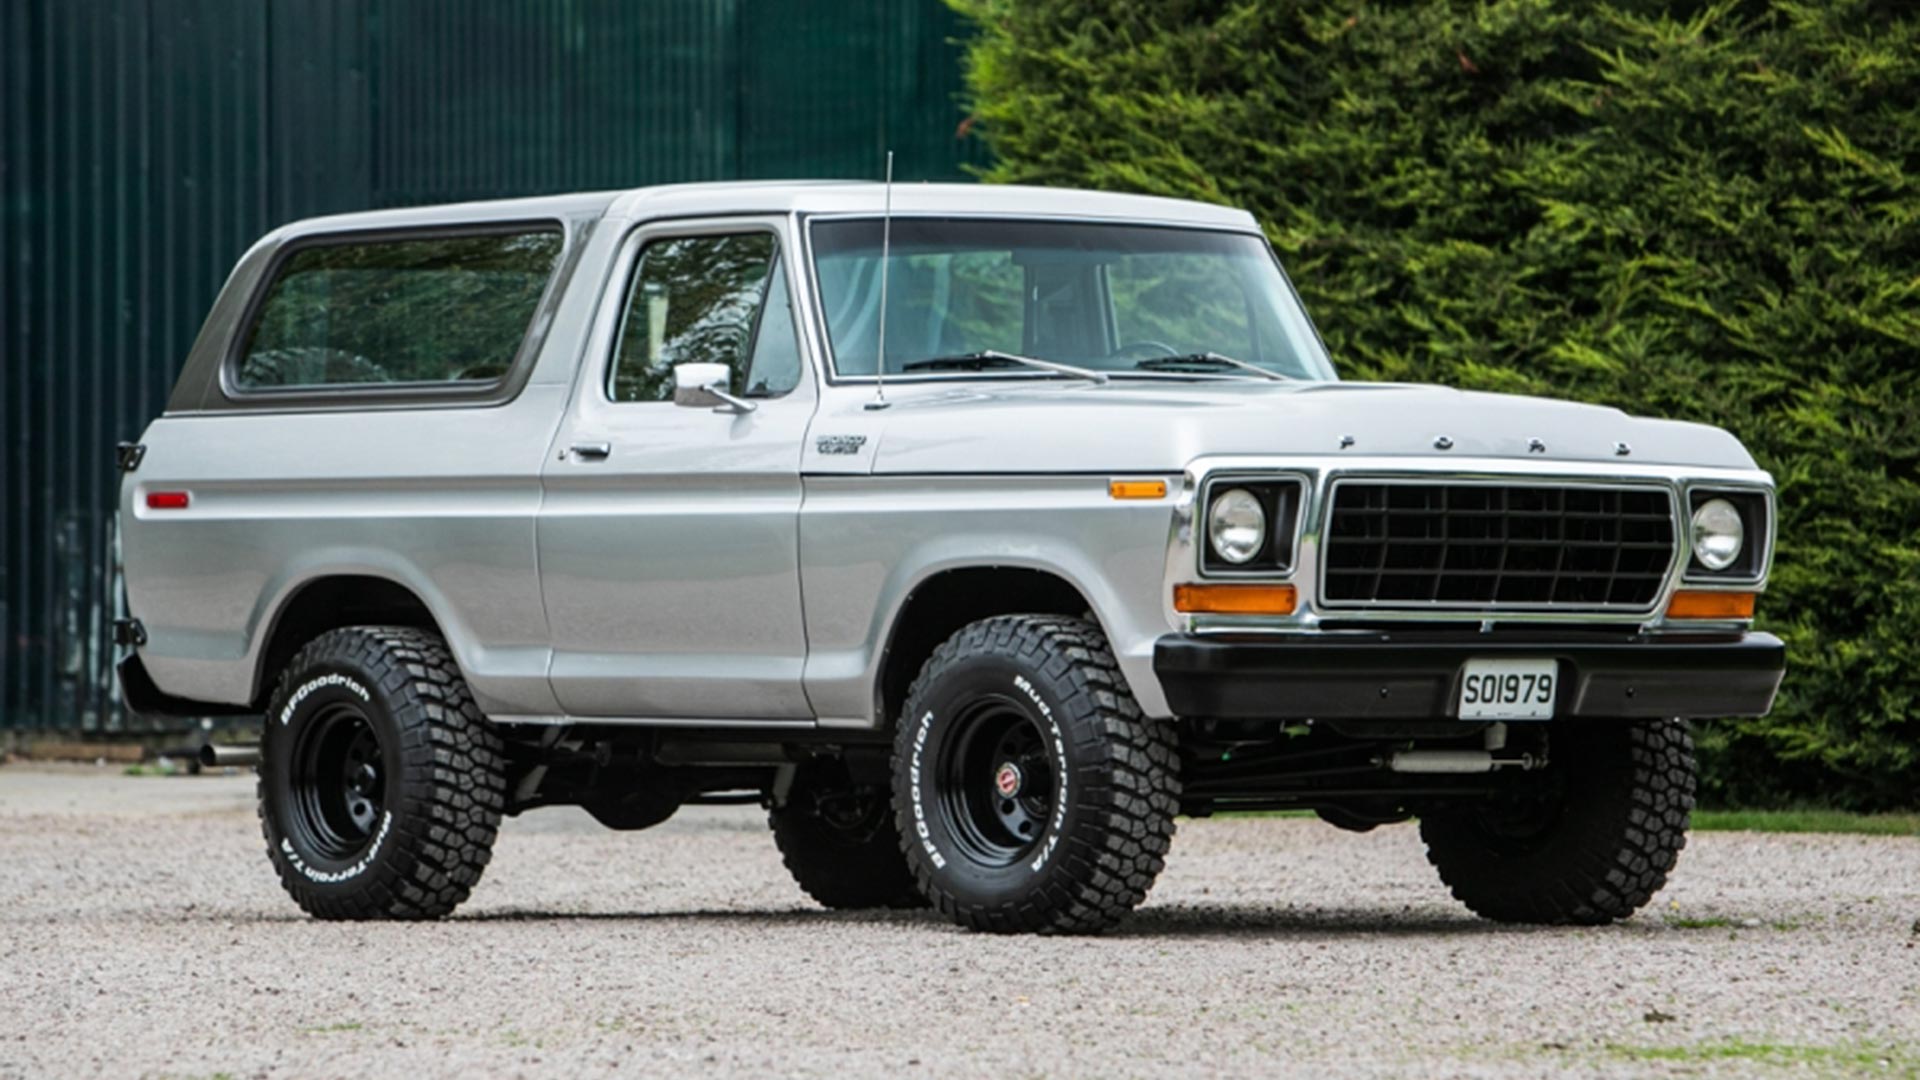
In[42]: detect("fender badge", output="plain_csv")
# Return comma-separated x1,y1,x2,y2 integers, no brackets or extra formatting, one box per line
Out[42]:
1433,435,1454,450
1528,437,1547,453
815,434,868,456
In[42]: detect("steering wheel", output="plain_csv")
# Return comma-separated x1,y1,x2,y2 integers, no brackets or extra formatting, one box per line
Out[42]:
1106,340,1181,362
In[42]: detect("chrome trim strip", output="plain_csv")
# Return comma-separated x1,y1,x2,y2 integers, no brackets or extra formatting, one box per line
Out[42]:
490,714,818,728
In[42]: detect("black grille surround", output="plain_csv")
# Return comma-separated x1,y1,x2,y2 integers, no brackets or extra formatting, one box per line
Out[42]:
1320,481,1678,610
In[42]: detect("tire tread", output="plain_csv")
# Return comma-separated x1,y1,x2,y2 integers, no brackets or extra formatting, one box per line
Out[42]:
258,626,506,920
892,615,1180,934
1421,720,1694,925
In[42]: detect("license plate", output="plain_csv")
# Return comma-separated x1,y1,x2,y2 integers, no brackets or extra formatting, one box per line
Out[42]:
1456,658,1558,720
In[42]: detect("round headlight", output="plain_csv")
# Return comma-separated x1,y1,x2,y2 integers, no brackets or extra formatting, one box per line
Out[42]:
1208,488,1267,565
1691,498,1745,571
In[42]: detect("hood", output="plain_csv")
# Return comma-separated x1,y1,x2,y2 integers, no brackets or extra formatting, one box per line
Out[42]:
805,380,1758,474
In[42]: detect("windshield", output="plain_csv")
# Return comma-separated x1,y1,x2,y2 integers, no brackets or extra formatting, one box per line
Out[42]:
809,217,1335,381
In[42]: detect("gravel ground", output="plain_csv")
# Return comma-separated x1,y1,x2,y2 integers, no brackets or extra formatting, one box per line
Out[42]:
0,762,1915,1079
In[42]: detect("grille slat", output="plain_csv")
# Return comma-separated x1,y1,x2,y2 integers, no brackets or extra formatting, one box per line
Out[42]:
1321,482,1676,609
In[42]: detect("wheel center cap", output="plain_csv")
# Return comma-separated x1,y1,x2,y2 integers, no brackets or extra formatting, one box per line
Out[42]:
993,761,1023,798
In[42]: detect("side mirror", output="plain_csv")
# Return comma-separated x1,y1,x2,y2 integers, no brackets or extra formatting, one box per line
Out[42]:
672,362,756,414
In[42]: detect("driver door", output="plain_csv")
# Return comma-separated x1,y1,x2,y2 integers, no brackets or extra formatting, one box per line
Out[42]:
538,217,816,719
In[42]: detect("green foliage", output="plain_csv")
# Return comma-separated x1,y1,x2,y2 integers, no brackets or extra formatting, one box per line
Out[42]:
1692,808,1920,834
951,0,1920,808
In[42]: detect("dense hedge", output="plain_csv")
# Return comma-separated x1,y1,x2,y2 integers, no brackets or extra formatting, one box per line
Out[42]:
949,0,1919,808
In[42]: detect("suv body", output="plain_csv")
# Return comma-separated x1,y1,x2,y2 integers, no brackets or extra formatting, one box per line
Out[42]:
118,182,1784,931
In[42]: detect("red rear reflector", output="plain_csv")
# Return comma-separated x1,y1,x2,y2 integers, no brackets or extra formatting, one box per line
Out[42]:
146,491,190,510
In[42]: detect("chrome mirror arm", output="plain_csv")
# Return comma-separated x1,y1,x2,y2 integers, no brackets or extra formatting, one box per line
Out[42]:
706,383,758,414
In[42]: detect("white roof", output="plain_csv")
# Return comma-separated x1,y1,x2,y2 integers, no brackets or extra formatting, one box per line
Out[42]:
266,181,1261,239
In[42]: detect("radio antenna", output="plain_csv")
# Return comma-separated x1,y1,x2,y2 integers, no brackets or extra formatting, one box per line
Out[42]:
866,150,895,411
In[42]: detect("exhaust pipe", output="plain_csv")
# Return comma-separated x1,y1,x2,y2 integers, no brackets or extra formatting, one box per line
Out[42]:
200,744,261,769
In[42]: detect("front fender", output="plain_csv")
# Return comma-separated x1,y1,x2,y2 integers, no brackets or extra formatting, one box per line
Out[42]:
798,473,1182,725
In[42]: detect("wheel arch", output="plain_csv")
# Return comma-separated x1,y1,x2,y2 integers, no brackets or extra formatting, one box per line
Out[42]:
873,565,1100,732
248,572,446,709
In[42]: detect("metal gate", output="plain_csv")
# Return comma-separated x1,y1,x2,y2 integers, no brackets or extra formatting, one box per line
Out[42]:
0,0,985,733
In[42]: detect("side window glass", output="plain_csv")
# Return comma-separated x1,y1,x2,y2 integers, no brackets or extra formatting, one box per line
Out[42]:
235,229,562,390
743,257,802,397
609,232,779,402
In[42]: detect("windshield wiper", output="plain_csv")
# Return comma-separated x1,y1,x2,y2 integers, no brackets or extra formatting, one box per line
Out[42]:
1132,352,1291,382
900,350,1109,384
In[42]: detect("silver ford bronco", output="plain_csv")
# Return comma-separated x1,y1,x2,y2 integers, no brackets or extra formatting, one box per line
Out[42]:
117,182,1785,932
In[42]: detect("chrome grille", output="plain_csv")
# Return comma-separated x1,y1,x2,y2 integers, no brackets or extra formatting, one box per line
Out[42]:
1321,482,1676,609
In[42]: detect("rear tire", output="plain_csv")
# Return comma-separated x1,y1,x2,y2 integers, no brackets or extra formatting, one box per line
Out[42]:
892,615,1180,934
770,761,924,910
258,626,507,920
1421,720,1695,925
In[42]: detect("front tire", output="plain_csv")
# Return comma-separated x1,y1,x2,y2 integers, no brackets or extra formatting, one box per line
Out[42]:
892,616,1180,934
1421,720,1695,925
259,626,507,920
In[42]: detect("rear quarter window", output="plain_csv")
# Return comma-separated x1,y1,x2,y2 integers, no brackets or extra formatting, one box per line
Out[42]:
233,227,564,391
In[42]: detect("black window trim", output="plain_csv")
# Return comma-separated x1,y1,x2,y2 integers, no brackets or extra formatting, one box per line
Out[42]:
218,218,574,409
603,222,794,405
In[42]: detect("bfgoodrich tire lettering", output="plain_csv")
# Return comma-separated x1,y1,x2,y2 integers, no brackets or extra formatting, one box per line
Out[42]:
259,626,506,920
892,615,1180,934
1420,720,1695,925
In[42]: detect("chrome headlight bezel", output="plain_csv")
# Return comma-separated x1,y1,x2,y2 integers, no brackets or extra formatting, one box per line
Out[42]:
1198,475,1305,576
1683,487,1771,582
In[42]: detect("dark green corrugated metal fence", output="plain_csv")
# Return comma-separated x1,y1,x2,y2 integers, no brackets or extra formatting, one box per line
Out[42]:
0,0,984,733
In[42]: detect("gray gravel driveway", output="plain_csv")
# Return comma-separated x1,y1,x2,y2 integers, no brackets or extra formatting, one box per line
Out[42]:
0,763,1915,1078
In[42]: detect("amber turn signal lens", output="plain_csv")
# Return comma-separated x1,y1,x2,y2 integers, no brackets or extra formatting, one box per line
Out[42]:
1666,590,1757,619
1108,479,1168,500
1173,583,1298,615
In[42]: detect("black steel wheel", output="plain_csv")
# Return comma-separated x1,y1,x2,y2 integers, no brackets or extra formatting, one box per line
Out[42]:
259,626,506,920
284,701,387,861
936,696,1057,868
892,615,1180,935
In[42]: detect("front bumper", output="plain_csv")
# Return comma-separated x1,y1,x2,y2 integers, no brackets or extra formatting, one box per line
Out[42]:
1154,630,1785,720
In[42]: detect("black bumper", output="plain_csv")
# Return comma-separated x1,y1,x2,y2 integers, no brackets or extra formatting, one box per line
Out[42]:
1154,630,1786,721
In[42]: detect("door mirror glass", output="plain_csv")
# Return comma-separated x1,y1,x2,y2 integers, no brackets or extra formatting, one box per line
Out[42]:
672,362,732,408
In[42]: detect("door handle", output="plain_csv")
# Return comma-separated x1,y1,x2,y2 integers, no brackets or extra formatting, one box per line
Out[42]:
568,442,612,461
